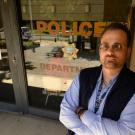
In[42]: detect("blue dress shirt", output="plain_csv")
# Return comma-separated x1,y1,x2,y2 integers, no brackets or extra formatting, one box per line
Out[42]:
59,72,135,135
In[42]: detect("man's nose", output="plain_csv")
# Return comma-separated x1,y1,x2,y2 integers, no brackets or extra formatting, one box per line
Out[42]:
106,47,114,55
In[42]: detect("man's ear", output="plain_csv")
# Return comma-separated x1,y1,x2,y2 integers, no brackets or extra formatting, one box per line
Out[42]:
127,47,131,59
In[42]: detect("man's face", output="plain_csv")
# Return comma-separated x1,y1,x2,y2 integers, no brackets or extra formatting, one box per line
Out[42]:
99,29,131,70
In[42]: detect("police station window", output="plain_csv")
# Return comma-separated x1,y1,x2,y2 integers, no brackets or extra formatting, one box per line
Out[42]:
20,0,131,112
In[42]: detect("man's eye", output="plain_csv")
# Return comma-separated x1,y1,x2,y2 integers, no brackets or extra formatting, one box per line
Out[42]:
113,44,122,50
100,44,108,50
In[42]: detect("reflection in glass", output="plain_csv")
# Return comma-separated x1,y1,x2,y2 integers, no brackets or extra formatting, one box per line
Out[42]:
0,29,15,103
20,0,107,112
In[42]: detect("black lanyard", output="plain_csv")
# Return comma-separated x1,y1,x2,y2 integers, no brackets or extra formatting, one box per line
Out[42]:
94,82,110,113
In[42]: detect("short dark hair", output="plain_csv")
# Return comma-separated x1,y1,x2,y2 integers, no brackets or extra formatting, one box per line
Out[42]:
100,23,131,47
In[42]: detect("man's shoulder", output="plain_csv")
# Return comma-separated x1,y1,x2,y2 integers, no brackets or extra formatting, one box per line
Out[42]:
121,67,135,88
80,65,101,74
79,66,101,79
126,68,135,80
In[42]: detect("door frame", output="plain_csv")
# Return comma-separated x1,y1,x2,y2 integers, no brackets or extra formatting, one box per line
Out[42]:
130,6,135,71
0,0,59,119
0,0,28,113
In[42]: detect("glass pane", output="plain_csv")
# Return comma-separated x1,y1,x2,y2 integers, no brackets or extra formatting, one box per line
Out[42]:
0,16,15,104
20,0,131,112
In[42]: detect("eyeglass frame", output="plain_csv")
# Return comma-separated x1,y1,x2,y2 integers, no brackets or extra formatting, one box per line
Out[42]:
99,43,128,52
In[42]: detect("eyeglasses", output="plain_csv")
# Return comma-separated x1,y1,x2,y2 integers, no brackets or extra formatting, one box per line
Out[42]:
99,43,126,52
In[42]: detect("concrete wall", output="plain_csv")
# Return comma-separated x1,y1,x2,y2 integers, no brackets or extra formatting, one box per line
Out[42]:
130,31,135,72
104,0,132,21
0,11,3,29
132,0,135,6
21,0,132,21
130,5,135,72
21,0,104,21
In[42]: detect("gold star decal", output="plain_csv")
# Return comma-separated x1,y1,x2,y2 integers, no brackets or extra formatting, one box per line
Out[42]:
62,43,78,60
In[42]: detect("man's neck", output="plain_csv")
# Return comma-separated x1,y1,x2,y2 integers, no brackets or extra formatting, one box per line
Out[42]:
102,67,122,86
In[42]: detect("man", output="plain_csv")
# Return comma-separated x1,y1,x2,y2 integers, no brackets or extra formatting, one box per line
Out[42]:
59,23,135,135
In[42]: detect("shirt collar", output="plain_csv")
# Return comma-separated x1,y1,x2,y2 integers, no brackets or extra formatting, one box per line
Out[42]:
97,70,119,86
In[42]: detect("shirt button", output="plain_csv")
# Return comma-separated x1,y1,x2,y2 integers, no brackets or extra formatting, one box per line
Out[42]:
76,128,81,132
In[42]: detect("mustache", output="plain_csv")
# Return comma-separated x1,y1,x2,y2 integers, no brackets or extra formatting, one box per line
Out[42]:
105,54,117,58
